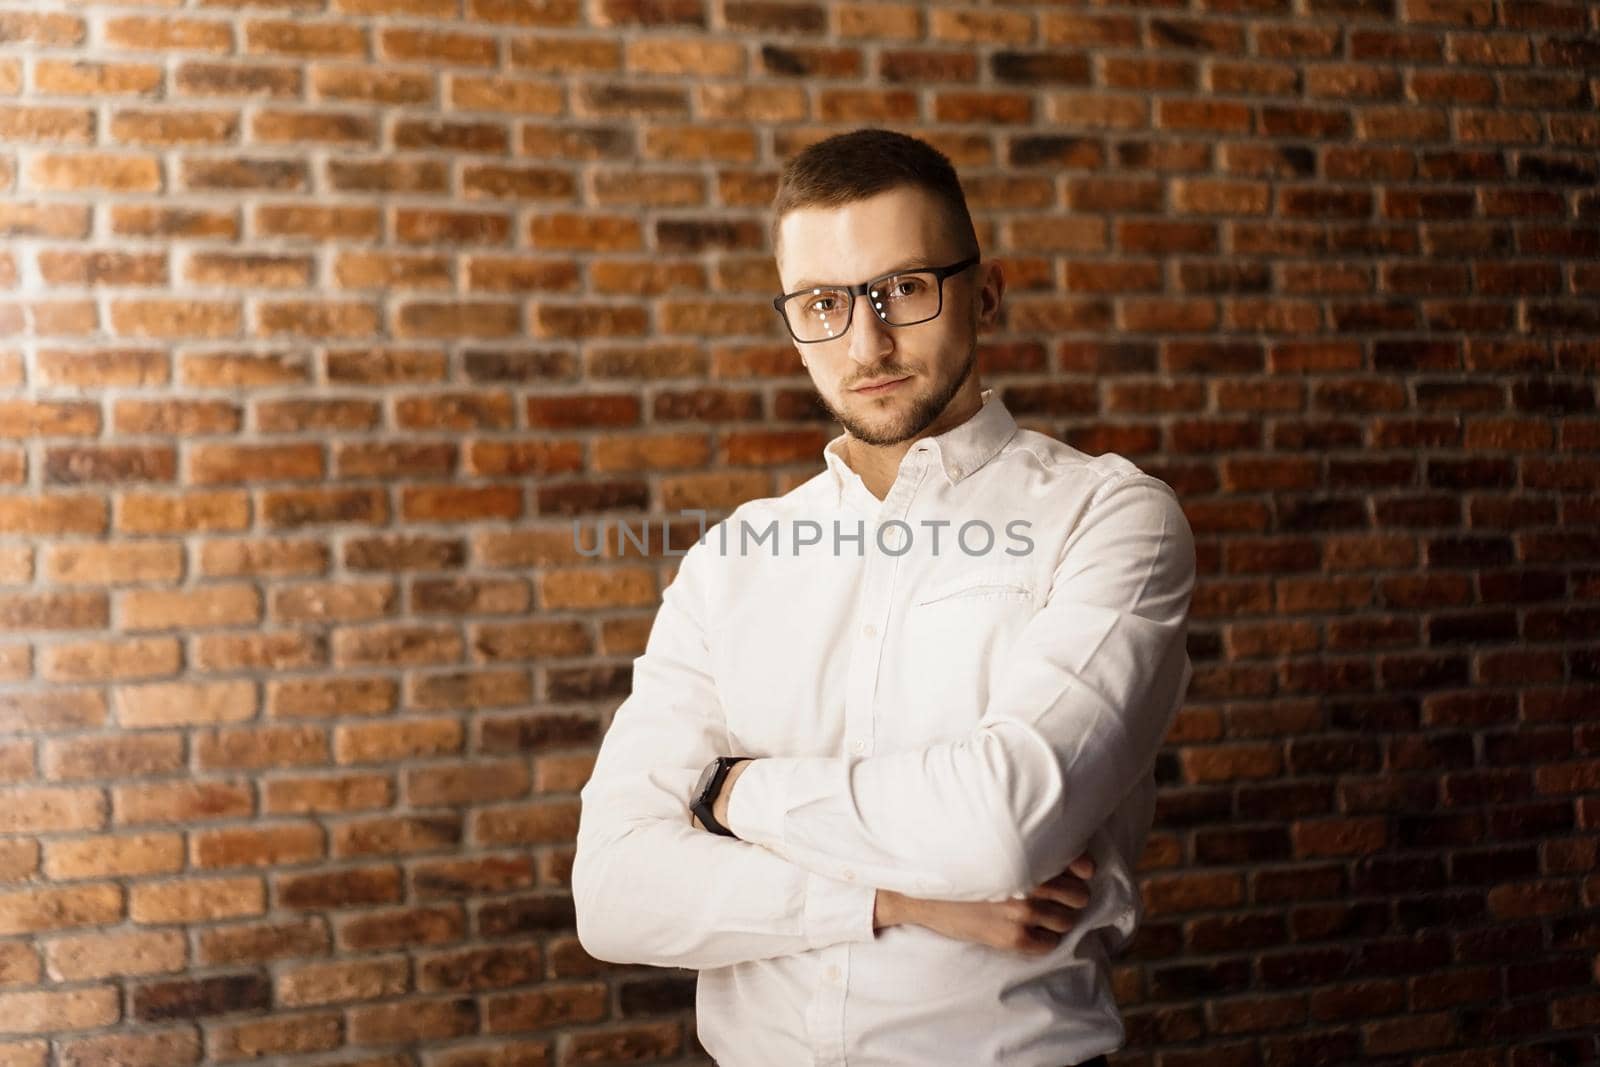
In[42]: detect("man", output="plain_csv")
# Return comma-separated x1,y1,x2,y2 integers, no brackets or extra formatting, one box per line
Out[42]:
573,128,1195,1066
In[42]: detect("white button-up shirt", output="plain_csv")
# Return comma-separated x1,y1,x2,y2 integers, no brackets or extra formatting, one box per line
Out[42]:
574,387,1195,1066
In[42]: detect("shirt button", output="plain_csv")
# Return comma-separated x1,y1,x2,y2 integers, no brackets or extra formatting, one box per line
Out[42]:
884,527,901,548
862,623,876,638
850,739,865,754
950,466,963,479
843,868,856,881
825,965,840,982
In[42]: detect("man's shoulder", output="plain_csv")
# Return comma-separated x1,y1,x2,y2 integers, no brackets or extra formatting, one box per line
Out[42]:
1001,428,1167,501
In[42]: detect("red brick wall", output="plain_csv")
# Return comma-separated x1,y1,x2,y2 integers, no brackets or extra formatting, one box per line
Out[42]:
2,2,1598,1065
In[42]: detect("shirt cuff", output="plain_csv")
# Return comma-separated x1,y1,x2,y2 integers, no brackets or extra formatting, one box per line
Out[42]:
725,757,785,848
803,870,877,948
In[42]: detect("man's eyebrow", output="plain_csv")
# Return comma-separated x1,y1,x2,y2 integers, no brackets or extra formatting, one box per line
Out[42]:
790,257,934,292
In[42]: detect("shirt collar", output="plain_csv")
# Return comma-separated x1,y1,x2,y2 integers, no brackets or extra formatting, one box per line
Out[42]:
822,387,1018,506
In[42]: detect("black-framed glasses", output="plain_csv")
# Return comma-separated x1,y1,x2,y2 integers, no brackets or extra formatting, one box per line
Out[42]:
772,254,980,344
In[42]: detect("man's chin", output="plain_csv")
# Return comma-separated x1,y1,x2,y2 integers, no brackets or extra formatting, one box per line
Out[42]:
840,400,932,447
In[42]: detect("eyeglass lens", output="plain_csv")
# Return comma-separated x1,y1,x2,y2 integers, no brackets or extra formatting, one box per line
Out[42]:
782,271,943,343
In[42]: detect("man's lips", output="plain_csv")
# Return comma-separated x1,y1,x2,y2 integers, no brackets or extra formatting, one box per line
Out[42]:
852,376,910,394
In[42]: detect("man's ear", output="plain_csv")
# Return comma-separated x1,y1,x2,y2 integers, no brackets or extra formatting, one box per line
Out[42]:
976,261,1004,328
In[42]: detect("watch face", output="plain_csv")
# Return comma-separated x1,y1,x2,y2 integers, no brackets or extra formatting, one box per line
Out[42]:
692,760,719,803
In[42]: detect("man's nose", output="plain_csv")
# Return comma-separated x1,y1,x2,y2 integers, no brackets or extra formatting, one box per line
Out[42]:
846,300,893,366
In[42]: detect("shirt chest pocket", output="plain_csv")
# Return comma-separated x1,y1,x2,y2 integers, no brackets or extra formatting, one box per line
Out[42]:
890,561,1042,741
912,560,1039,608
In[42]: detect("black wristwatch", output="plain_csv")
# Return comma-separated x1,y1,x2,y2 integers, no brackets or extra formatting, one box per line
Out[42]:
691,756,751,838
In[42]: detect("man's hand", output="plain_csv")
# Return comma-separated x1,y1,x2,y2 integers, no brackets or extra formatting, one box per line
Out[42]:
873,852,1097,955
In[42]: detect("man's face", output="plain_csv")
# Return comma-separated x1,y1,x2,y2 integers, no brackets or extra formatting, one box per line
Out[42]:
775,186,998,448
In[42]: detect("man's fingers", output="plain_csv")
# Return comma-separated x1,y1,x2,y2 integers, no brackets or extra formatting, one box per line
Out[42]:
1018,926,1063,954
1066,854,1095,879
1032,878,1090,909
1018,899,1079,935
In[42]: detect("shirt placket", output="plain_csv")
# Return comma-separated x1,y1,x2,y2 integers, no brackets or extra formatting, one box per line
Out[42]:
806,459,929,1067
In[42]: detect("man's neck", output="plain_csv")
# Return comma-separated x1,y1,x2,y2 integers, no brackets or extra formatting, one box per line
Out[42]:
845,438,911,502
844,392,985,502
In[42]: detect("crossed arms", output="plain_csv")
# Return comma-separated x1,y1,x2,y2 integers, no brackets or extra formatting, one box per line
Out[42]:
572,474,1195,971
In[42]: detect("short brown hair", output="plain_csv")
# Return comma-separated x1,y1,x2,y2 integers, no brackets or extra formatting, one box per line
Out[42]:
770,127,981,266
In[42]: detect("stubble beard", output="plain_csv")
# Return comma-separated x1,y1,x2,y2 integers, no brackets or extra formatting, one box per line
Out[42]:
823,340,979,448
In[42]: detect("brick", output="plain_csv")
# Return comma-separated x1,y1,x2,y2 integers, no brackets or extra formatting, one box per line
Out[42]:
333,905,463,954
924,8,1027,44
393,118,509,153
408,670,531,712
131,883,265,927
0,106,95,144
109,299,240,339
255,397,381,434
528,212,641,251
590,433,709,476
333,250,452,288
473,800,579,845
592,170,704,207
405,761,529,809
193,823,325,870
0,400,100,438
508,36,620,75
445,74,564,116
256,203,381,240
132,973,272,1022
467,0,579,24
110,781,250,830
42,637,181,683
394,300,522,338
189,443,322,485
0,987,119,1034
194,917,330,968
331,814,462,859
275,863,403,908
566,1023,678,1062
277,957,409,1007
41,834,183,883
334,720,463,764
111,108,238,146
173,60,301,98
463,163,576,200
345,996,478,1045
185,251,312,288
116,490,249,534
45,929,186,985
400,485,523,522
0,884,120,935
378,27,497,66
409,577,530,616
26,152,161,192
0,202,91,239
120,585,260,631
419,944,544,997
206,1013,341,1061
256,300,381,337
308,64,435,103
331,625,464,668
43,734,184,782
244,19,365,58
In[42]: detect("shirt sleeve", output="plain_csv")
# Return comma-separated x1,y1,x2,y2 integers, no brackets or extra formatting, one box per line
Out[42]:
725,472,1196,903
572,529,879,971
